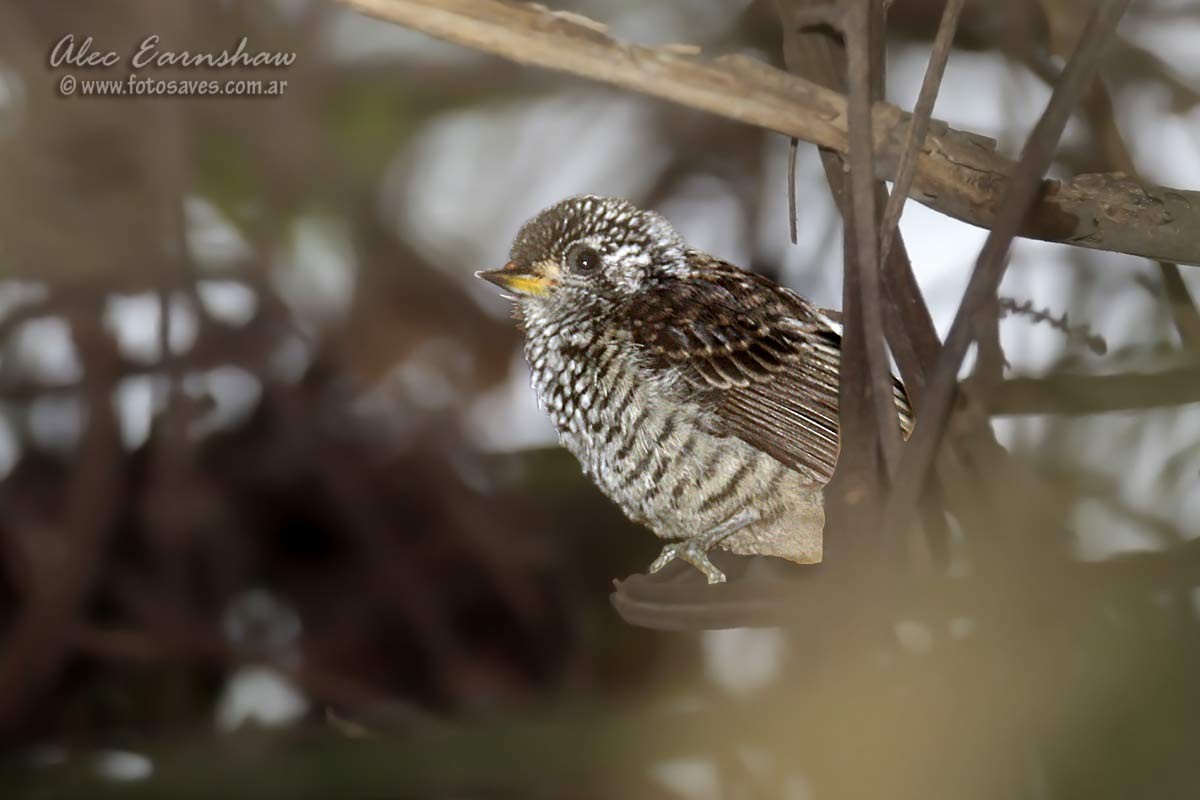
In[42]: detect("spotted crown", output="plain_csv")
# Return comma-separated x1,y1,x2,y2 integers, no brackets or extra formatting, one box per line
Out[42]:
509,195,686,280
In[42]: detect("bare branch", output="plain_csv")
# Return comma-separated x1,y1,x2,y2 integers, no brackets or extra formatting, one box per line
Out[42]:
989,365,1200,416
336,0,1200,266
1161,264,1200,355
877,0,965,266
786,136,799,245
882,0,1133,539
845,0,902,475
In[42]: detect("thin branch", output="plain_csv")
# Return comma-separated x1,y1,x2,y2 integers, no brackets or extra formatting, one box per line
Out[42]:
1161,264,1200,355
882,0,1133,539
845,0,902,475
877,0,965,266
787,136,799,244
988,365,1200,416
336,0,1200,267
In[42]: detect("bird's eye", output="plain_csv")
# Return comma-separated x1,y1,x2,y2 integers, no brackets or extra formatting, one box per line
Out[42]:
569,245,603,274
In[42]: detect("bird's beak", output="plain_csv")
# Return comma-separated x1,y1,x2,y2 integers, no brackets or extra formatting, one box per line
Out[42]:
475,261,556,298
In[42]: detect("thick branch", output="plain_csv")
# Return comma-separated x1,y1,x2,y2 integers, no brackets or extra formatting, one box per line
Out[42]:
338,0,1200,266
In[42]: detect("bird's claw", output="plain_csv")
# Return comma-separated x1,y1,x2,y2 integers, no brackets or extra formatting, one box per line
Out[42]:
649,538,727,584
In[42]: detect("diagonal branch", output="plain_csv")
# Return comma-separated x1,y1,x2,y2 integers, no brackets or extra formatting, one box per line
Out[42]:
1160,265,1200,355
336,0,1200,267
881,0,1133,539
877,0,965,266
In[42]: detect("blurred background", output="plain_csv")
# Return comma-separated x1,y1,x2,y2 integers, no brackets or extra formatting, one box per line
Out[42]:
1,0,1199,797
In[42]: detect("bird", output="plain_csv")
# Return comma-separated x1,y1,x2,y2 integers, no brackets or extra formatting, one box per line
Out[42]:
477,196,912,583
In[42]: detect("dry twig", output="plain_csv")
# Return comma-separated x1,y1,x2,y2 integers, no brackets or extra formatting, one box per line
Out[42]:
877,0,965,266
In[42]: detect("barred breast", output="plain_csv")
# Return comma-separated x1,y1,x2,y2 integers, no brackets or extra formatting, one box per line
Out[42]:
524,325,823,563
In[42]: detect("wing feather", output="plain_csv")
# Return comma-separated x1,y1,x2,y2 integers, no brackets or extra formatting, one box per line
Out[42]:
621,254,913,485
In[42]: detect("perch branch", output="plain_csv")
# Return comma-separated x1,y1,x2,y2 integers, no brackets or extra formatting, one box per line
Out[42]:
337,0,1200,266
611,529,1200,631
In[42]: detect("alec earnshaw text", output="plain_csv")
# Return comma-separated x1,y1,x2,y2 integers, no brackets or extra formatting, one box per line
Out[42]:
49,34,296,70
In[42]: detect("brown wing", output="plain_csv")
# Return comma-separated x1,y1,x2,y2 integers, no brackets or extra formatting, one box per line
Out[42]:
622,254,911,485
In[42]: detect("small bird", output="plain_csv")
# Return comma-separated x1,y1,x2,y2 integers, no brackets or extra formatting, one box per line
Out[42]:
478,196,911,583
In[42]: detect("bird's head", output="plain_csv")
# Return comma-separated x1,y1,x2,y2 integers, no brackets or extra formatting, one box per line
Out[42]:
476,196,686,323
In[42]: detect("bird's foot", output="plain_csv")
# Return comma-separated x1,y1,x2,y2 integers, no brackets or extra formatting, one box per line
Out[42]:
649,538,727,584
648,509,759,584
